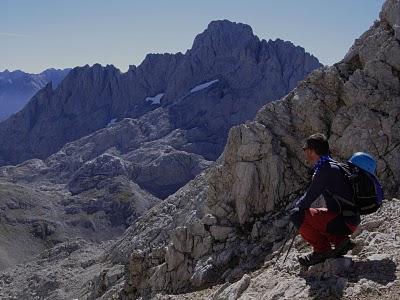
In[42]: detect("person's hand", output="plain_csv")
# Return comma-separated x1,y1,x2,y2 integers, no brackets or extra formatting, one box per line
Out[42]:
288,206,304,229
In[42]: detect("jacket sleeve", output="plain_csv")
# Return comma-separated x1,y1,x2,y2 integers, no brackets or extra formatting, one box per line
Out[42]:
296,167,329,210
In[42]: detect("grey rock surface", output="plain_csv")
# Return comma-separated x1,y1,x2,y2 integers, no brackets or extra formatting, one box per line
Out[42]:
0,162,160,271
206,0,400,227
211,274,251,300
154,199,400,300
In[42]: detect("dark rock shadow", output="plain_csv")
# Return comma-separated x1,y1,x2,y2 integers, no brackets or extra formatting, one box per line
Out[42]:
300,258,397,300
302,274,347,300
349,258,397,285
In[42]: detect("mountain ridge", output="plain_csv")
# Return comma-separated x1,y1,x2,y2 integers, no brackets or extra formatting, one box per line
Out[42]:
0,20,321,169
0,68,70,120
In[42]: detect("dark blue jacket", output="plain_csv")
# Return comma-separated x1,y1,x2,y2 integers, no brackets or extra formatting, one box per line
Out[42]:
293,160,361,229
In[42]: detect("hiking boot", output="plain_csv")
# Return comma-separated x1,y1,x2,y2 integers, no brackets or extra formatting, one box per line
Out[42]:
298,251,331,267
333,239,355,257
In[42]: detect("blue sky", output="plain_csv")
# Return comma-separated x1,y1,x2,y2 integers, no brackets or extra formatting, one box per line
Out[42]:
1,0,385,73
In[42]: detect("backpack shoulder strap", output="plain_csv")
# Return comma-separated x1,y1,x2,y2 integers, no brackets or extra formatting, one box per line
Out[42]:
328,161,356,179
326,161,357,209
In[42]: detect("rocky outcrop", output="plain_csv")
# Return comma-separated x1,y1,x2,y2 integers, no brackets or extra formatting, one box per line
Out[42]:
68,154,131,195
0,68,70,120
156,198,400,300
206,0,400,228
0,169,212,298
0,238,113,300
0,109,213,199
0,20,320,166
0,194,399,299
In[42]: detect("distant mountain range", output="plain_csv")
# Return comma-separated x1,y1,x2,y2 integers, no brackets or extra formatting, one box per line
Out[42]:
0,20,320,168
0,19,322,274
0,68,71,120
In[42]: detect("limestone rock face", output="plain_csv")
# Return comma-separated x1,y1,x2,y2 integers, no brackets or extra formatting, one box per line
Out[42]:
207,0,400,226
68,154,130,195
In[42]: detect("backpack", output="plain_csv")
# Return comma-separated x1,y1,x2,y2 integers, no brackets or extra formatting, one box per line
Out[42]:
333,161,384,215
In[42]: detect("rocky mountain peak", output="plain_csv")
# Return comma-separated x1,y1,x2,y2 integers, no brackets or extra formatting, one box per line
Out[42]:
0,20,320,167
191,19,259,57
61,63,119,86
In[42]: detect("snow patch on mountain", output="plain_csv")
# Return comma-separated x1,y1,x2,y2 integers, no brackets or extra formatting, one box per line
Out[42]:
146,93,164,104
190,79,219,93
106,118,117,127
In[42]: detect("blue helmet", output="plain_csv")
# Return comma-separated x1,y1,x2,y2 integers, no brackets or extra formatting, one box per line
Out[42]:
348,152,377,174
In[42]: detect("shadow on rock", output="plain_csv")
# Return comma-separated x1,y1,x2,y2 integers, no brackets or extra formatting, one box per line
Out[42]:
304,277,347,300
297,257,351,299
349,258,397,285
299,257,397,300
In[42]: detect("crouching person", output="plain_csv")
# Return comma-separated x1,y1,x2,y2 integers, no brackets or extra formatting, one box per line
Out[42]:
290,133,360,267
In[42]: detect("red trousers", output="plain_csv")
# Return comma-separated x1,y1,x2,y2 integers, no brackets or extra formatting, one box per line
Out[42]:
299,208,357,253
